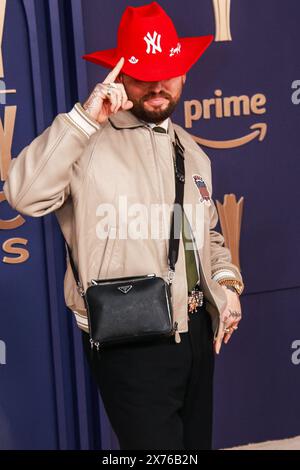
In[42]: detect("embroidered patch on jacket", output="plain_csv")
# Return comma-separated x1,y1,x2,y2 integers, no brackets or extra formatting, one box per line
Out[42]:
192,174,211,206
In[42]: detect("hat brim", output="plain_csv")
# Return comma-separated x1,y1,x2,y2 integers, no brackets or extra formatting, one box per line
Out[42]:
82,35,213,81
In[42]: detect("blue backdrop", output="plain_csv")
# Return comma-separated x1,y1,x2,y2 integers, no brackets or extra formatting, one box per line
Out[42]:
0,0,299,449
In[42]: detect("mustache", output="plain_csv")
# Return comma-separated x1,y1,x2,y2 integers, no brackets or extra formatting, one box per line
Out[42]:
142,92,171,102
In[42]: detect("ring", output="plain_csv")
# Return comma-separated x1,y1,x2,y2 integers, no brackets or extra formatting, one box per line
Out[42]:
224,327,232,334
106,82,117,97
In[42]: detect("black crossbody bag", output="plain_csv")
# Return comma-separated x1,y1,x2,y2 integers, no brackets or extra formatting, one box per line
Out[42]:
65,131,185,351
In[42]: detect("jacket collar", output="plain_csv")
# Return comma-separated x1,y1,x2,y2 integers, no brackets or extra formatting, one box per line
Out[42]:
108,110,176,144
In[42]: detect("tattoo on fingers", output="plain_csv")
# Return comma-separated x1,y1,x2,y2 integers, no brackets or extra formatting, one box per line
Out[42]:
228,309,241,320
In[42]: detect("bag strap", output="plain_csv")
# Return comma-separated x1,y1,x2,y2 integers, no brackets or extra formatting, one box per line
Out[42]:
65,243,82,292
65,130,185,292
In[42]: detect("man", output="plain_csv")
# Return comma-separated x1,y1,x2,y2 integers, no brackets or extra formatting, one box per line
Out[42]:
3,2,244,450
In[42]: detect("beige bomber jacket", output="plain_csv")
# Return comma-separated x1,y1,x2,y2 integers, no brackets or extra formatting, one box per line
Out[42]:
3,103,244,342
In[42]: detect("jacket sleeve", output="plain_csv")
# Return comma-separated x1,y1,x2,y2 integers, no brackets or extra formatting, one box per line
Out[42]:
3,103,100,217
207,164,244,291
209,199,244,285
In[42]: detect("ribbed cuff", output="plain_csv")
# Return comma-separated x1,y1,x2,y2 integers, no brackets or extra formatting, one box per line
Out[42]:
66,102,100,138
212,269,239,283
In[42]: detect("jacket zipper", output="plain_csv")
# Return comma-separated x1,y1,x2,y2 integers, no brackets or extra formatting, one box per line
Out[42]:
149,129,179,341
149,128,175,264
185,213,220,339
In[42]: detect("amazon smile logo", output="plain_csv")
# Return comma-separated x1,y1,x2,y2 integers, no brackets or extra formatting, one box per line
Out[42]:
184,89,267,149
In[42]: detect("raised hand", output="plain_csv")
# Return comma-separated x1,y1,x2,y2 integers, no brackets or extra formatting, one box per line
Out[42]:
82,57,133,124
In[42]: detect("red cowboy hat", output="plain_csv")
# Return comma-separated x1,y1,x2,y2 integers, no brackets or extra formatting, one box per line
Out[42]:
82,1,214,82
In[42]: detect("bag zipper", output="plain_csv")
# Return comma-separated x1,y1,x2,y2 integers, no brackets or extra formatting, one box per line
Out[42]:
90,321,180,351
88,273,156,286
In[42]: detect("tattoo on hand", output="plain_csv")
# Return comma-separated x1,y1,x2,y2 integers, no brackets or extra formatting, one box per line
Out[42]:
228,309,241,320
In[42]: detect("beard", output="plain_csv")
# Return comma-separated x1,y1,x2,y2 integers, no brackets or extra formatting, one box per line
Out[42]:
127,90,181,124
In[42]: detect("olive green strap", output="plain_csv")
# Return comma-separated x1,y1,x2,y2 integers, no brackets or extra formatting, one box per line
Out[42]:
182,211,199,293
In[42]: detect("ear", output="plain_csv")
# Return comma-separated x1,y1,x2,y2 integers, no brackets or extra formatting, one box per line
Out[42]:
182,74,187,85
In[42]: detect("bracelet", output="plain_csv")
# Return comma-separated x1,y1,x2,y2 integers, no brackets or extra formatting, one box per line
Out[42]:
217,278,244,296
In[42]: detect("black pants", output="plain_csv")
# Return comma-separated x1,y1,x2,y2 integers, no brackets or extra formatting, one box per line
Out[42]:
82,302,215,450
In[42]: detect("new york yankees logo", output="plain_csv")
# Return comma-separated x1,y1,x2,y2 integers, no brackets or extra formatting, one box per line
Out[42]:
144,31,162,54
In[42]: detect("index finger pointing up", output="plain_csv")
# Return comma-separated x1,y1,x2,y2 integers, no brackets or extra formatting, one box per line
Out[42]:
103,57,125,84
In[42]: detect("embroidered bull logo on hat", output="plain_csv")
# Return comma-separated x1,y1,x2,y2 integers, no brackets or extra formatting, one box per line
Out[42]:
193,174,211,206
